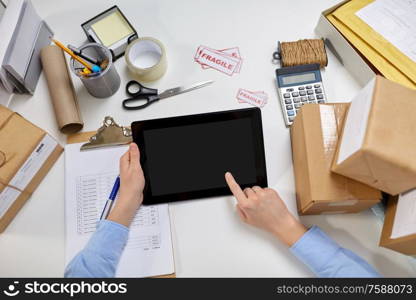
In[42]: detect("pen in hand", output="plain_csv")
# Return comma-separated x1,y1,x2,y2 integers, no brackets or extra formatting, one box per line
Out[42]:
100,176,120,220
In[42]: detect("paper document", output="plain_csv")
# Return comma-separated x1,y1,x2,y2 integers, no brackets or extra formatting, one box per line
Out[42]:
356,0,416,63
391,189,416,239
65,143,174,277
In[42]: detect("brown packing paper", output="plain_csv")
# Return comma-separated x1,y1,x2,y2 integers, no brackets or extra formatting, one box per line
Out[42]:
332,76,416,195
0,105,63,232
0,146,62,232
40,45,83,134
0,108,44,184
380,196,416,255
291,103,380,215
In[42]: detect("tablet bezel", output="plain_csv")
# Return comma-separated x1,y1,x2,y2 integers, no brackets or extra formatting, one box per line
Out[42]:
131,107,267,205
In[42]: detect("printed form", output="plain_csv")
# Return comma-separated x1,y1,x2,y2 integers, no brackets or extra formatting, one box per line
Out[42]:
64,143,174,277
356,0,416,63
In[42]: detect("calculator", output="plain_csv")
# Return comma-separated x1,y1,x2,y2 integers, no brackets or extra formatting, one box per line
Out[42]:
275,63,327,126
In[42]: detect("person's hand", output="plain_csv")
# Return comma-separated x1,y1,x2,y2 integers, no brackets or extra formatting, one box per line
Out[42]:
108,143,145,227
225,172,307,246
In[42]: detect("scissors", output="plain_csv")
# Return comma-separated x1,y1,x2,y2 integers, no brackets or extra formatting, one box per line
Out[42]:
122,80,214,110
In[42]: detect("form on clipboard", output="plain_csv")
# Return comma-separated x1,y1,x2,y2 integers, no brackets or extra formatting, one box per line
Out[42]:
64,117,175,277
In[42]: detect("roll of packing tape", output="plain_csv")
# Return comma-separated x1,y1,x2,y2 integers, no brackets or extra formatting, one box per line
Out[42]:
125,37,167,82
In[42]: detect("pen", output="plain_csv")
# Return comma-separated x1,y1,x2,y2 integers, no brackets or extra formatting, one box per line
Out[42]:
68,44,99,65
99,176,120,220
51,38,101,73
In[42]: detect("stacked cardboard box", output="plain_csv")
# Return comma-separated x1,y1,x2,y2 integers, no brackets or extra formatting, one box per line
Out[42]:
291,103,380,215
291,75,416,254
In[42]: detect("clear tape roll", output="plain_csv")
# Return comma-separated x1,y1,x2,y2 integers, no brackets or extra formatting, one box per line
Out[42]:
125,37,167,82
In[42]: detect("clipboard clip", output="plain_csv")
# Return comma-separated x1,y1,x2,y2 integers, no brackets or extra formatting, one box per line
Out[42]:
80,116,132,151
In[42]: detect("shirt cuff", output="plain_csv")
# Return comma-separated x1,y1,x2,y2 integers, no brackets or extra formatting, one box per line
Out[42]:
290,225,340,273
84,220,130,259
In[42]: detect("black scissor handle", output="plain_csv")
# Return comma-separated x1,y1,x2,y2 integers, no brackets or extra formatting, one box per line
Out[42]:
126,80,158,96
123,94,160,110
123,80,160,110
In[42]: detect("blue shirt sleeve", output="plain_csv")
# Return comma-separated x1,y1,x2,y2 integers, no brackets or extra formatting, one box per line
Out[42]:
64,220,129,278
290,226,381,278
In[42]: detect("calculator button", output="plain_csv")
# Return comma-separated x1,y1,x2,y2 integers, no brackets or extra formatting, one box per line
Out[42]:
306,85,312,89
315,88,322,94
308,95,315,100
301,97,308,102
318,100,325,104
307,90,314,95
317,94,324,99
293,97,300,103
284,99,292,104
287,110,295,117
286,88,294,92
292,92,299,97
283,93,291,98
294,103,301,109
298,86,304,90
314,84,321,88
299,91,306,96
286,105,293,110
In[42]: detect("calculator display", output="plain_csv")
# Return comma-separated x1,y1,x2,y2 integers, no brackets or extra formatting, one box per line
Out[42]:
282,73,316,85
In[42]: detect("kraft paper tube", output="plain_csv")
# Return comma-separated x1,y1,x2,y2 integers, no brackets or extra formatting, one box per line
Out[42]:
40,45,83,134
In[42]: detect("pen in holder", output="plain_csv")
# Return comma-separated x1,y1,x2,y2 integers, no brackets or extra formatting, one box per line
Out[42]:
70,43,121,98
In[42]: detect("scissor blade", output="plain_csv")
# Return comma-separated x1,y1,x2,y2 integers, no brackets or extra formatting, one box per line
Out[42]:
158,80,214,100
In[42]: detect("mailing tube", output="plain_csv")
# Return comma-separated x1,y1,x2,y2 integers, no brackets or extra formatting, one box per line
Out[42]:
40,45,83,134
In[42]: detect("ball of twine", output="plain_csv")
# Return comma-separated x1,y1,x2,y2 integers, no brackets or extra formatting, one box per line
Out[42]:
280,39,327,68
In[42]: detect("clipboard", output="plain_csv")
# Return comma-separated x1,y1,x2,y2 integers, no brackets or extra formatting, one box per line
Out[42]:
67,116,176,278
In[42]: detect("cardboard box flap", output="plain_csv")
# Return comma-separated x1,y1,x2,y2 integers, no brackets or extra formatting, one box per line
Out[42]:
332,150,378,184
290,106,312,210
365,76,416,191
380,195,416,255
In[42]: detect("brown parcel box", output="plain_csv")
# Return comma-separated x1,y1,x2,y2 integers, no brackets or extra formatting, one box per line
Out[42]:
332,76,416,195
380,190,416,255
291,103,381,215
0,105,63,233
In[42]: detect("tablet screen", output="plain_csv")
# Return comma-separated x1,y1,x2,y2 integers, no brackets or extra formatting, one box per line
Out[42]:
132,108,267,204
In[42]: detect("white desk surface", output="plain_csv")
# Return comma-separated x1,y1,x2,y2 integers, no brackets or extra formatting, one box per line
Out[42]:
1,0,415,277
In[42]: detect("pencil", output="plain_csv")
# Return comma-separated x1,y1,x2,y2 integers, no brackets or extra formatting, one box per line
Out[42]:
51,39,101,73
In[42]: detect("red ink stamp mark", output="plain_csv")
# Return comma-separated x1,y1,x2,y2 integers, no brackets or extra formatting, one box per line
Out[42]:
194,45,243,76
236,89,268,108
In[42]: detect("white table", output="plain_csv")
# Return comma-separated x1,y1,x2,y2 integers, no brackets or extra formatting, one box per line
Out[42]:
1,0,415,277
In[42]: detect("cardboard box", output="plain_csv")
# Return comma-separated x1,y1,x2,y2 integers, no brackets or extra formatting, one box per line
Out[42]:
0,105,62,232
315,0,375,87
291,103,380,215
332,76,416,195
380,191,416,255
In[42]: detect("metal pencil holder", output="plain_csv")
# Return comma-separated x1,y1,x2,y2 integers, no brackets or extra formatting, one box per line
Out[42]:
70,43,120,98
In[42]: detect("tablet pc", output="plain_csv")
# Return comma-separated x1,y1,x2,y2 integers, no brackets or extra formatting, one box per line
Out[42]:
131,108,267,204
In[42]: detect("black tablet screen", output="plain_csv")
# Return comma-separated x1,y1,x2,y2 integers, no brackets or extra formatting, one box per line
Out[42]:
132,108,267,204
144,118,256,195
